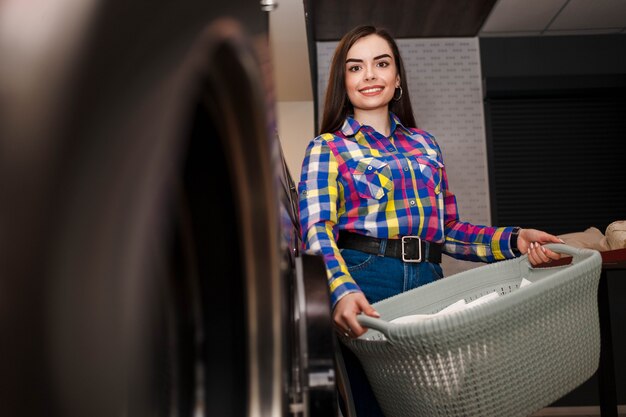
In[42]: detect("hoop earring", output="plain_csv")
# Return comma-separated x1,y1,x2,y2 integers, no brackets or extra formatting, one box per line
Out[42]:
393,86,403,101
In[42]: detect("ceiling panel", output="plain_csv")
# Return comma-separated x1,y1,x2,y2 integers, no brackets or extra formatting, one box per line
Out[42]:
480,0,567,33
549,0,626,30
481,0,626,36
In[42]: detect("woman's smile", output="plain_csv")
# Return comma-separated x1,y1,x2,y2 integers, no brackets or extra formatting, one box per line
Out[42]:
359,86,385,96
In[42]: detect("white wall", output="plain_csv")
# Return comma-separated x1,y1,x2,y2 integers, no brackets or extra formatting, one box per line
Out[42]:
269,0,315,184
276,100,315,183
268,0,312,102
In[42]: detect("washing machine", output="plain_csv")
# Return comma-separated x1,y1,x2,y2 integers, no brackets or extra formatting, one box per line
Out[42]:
0,1,335,415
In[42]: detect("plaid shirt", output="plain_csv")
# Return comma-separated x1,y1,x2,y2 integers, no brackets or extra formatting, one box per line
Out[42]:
298,113,517,307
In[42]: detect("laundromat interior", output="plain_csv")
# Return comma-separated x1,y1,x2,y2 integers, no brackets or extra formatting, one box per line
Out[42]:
1,0,625,416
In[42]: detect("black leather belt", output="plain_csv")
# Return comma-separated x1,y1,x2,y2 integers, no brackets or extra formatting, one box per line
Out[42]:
338,231,442,263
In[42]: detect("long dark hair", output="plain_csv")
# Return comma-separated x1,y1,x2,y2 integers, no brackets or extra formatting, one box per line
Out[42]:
319,25,416,135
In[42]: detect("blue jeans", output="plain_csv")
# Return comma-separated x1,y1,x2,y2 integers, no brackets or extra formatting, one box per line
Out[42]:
339,247,443,417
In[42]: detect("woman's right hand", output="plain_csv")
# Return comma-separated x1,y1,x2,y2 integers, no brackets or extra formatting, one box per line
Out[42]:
333,292,380,338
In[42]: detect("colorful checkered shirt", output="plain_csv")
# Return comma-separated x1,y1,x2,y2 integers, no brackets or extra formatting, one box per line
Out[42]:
298,113,518,307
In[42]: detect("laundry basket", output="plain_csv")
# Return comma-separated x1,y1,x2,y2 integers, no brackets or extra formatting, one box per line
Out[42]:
342,244,602,417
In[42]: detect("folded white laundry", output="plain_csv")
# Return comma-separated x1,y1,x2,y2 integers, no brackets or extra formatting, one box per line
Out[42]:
465,291,500,308
520,278,532,288
437,298,468,314
372,280,534,339
389,313,433,324
390,299,467,324
390,286,524,325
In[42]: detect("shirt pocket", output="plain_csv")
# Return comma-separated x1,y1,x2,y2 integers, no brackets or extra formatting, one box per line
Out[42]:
348,157,393,200
412,156,443,194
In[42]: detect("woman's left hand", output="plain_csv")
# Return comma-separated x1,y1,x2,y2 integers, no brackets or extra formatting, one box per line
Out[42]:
517,228,563,265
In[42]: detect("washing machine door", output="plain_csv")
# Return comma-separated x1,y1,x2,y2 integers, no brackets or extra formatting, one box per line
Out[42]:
0,2,336,416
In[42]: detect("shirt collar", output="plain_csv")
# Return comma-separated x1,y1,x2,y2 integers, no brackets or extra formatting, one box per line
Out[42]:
339,116,362,137
339,112,410,138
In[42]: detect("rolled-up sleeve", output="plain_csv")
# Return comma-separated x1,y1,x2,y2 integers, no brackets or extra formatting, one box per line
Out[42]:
298,136,361,307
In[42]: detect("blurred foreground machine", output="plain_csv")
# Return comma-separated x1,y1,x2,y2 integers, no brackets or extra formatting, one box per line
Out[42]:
0,1,335,416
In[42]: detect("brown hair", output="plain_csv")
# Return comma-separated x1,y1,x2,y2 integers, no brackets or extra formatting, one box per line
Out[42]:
318,25,416,135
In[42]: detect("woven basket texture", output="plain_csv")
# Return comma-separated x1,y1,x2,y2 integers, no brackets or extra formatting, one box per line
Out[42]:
344,244,602,417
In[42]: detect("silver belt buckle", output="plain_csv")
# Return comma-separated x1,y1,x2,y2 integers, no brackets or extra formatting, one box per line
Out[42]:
401,236,422,262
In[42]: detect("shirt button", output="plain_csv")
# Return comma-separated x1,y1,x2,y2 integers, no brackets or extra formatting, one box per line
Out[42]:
387,146,395,152
410,200,416,206
367,166,373,171
403,166,409,171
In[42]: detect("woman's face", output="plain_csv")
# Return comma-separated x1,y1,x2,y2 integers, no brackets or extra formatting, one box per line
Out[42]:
344,34,400,115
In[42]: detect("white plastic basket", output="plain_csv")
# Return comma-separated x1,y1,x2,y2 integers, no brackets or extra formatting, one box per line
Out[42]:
343,244,602,417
